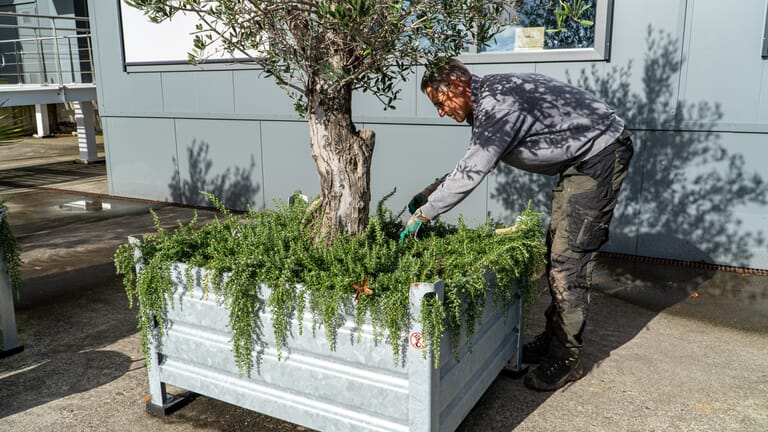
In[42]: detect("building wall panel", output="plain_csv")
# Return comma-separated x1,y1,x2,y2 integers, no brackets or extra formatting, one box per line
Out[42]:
102,117,176,201
88,0,768,268
173,118,263,210
259,120,316,207
162,71,235,115
233,70,299,119
680,0,765,127
364,123,485,226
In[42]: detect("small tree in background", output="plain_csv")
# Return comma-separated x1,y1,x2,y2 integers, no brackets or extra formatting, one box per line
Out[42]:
125,0,505,241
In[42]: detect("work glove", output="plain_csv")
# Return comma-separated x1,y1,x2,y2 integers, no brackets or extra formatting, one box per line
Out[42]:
399,209,430,243
407,194,428,215
407,175,447,214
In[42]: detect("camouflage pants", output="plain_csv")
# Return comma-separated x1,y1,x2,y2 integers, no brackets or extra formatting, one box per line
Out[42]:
544,131,634,358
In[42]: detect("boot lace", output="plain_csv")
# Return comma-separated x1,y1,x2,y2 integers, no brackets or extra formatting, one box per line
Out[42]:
525,332,549,353
540,357,575,381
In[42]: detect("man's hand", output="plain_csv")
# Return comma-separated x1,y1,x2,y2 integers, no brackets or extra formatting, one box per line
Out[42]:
399,209,430,243
398,220,422,243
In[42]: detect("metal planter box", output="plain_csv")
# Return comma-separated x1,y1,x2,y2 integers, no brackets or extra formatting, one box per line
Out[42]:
0,208,23,357
134,240,524,432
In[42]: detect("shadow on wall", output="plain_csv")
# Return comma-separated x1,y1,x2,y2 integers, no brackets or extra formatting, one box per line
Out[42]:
491,26,767,266
168,140,261,210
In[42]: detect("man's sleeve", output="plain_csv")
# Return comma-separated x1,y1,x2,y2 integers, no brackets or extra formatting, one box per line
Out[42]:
419,110,525,220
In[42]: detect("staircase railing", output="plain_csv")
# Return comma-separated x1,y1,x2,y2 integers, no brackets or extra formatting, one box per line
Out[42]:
0,12,93,86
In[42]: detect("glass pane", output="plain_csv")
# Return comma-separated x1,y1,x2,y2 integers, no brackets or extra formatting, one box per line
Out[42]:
480,0,597,53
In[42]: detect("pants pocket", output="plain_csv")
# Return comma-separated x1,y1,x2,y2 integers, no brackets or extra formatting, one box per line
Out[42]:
611,140,634,191
566,200,611,252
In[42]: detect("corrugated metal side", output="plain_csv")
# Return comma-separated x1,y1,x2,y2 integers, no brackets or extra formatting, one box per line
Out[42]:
150,263,522,432
437,288,522,432
158,263,411,431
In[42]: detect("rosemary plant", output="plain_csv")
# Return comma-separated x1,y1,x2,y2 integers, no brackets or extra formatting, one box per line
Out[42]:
115,195,546,374
0,201,22,300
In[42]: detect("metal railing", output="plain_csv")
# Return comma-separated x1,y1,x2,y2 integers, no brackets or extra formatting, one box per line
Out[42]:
0,12,94,86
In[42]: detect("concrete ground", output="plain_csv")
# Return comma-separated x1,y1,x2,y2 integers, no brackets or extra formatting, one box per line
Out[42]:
0,136,766,432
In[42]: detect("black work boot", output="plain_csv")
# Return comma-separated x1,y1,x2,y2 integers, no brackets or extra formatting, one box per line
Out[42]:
522,331,550,364
523,354,584,391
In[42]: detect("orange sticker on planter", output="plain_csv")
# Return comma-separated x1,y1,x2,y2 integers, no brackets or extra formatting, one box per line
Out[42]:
409,331,424,350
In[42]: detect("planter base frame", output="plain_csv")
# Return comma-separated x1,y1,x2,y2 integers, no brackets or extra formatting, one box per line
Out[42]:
0,345,24,359
145,390,196,416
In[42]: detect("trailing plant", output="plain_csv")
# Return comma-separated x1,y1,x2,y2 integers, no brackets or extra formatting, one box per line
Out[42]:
115,195,546,374
0,201,22,300
0,106,25,300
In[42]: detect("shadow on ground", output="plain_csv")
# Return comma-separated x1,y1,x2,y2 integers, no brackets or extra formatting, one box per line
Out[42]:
0,272,136,418
457,255,718,430
0,161,106,194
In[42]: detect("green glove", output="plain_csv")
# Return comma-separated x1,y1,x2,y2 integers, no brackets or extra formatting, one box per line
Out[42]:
407,193,427,214
398,220,422,243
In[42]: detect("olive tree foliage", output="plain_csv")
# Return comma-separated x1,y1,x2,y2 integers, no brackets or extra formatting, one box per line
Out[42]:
125,0,506,239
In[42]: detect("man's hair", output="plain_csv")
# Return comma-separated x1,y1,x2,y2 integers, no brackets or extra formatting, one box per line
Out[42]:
420,58,471,94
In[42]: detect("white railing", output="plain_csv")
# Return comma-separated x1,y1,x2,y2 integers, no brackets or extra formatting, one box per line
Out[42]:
0,12,93,86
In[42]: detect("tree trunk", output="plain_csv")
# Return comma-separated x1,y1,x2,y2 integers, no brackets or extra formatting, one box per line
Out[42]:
307,83,375,238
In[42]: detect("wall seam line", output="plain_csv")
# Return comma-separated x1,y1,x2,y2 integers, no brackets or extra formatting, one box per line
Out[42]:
674,0,692,126
259,120,266,210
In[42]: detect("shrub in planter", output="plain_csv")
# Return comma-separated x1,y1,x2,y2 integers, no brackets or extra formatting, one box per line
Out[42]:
0,201,23,357
115,195,546,374
0,202,21,298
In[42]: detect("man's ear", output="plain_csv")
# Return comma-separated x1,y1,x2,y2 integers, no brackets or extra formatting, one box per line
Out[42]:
450,78,470,96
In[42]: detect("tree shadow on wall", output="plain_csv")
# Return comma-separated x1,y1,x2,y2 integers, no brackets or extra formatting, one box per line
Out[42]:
491,25,767,267
168,140,261,210
461,30,768,431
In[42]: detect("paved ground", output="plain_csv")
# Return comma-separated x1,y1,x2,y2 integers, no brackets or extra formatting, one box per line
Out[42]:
0,136,767,431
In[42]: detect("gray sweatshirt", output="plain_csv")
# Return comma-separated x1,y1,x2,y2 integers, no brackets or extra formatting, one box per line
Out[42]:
419,73,625,220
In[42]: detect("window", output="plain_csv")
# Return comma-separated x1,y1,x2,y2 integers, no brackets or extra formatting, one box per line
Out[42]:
461,0,615,64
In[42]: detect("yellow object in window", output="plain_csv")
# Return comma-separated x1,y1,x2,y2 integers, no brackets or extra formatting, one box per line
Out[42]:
514,27,545,51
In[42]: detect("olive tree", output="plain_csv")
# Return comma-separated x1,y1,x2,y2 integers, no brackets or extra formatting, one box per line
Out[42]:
125,0,505,239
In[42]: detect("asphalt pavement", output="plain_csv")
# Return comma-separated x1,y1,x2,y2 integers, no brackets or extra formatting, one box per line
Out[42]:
0,136,766,432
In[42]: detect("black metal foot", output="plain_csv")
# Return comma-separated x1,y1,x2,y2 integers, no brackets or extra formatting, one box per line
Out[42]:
145,391,196,416
0,345,24,358
498,365,529,379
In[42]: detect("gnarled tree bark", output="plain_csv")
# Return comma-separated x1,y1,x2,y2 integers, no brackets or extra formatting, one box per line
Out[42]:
307,82,375,237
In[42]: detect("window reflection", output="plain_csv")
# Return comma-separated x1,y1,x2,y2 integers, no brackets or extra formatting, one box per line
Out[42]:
481,0,597,53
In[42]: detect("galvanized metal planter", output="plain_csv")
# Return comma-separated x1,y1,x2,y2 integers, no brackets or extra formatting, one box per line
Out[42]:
131,236,524,432
0,208,23,358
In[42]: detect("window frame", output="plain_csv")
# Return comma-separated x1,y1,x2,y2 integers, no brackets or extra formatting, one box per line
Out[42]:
119,0,616,73
460,0,615,64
